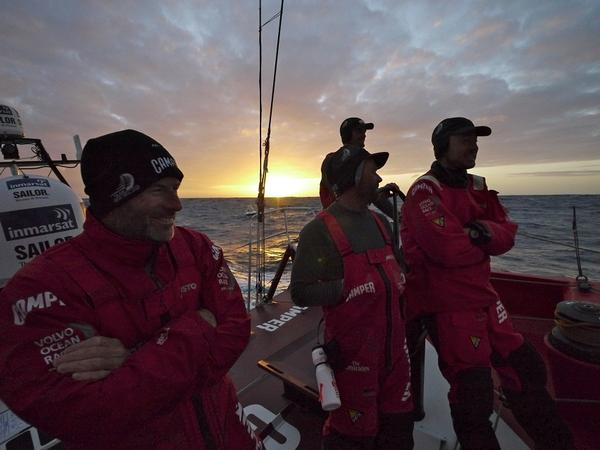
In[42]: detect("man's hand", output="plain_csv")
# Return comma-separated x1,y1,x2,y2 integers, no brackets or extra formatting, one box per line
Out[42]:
54,336,129,382
197,308,217,327
464,221,492,245
377,182,402,198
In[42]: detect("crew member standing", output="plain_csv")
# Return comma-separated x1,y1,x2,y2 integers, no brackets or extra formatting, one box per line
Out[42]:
401,117,573,449
320,117,401,216
292,146,414,449
0,130,261,450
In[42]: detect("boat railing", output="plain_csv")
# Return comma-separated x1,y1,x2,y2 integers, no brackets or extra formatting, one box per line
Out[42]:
1,136,82,186
243,206,317,309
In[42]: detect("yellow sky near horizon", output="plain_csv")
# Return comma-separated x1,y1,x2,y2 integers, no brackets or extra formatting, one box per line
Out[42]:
48,134,599,199
175,158,600,198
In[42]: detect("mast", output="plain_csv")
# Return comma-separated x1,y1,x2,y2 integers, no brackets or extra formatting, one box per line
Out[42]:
256,0,285,306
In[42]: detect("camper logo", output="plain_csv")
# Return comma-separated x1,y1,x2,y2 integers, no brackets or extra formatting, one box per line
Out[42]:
150,156,177,175
496,300,508,324
412,182,433,195
344,281,376,303
12,291,66,325
0,204,78,241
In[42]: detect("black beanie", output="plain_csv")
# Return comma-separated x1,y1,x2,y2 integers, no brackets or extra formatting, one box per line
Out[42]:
81,129,184,218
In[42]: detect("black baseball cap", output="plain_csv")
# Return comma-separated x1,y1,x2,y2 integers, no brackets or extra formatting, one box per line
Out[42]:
431,117,491,149
340,117,374,143
325,146,388,196
81,129,184,218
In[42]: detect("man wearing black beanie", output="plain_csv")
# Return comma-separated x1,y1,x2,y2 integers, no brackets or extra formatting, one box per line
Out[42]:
81,129,185,241
0,129,262,449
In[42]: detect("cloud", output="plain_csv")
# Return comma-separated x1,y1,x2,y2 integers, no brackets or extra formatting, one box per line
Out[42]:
1,0,599,195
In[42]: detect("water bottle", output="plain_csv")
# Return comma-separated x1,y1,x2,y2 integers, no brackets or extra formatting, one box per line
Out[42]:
312,346,341,411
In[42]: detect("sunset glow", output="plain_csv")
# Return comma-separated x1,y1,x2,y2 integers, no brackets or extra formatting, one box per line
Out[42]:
2,2,599,197
264,174,318,198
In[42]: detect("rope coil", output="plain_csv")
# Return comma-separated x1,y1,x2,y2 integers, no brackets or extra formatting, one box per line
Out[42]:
554,316,600,347
554,300,600,348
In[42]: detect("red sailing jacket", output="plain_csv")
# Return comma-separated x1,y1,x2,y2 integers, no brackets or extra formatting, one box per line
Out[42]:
0,214,261,450
319,211,412,435
320,210,409,380
400,172,517,316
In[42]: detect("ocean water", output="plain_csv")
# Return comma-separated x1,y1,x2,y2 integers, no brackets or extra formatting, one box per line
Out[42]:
178,196,600,299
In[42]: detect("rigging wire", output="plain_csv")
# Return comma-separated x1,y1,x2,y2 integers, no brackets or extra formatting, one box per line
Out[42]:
257,0,264,306
518,230,600,255
256,0,285,306
572,206,591,291
261,12,281,28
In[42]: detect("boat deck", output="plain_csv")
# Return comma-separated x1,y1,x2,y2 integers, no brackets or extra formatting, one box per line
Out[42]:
229,292,324,448
232,273,600,449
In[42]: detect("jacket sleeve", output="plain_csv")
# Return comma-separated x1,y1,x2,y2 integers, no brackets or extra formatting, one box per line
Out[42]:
184,230,251,379
475,190,518,256
0,262,226,442
403,180,486,267
290,219,344,306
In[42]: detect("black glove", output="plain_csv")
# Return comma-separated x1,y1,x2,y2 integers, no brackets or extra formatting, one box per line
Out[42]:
465,221,491,245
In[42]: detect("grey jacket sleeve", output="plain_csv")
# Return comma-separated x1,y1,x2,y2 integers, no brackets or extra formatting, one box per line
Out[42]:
290,218,344,306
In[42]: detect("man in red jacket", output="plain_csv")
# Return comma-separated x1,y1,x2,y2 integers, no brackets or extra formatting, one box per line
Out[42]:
0,130,262,450
319,117,402,215
293,145,414,449
401,117,572,449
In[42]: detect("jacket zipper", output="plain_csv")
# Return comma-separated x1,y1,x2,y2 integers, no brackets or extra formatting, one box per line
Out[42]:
192,397,218,450
144,246,171,324
148,246,219,448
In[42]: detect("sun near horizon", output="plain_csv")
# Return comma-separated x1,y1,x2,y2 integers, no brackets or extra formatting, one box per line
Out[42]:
174,158,600,198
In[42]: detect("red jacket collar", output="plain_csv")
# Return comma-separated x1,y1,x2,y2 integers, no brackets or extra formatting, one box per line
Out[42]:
79,211,165,266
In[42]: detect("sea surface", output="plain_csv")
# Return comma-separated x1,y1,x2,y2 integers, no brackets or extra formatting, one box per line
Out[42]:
177,195,600,301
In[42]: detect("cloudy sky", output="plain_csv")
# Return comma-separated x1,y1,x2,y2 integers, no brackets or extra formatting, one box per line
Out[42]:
2,0,599,196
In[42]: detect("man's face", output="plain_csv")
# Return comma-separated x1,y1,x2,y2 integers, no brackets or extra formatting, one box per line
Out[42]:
356,159,382,203
442,134,479,170
103,177,182,242
349,127,367,147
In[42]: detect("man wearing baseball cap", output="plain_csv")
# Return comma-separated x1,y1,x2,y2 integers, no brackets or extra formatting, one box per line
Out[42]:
401,118,572,449
319,117,402,216
0,129,261,449
292,146,414,449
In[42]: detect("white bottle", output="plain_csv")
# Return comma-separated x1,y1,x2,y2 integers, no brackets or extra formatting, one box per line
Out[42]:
312,346,341,411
